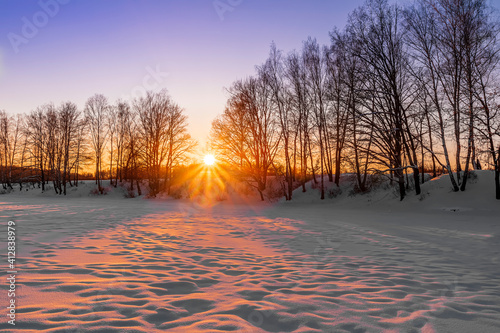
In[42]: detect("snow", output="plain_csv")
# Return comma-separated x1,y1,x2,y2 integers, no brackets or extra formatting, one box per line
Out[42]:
0,172,499,332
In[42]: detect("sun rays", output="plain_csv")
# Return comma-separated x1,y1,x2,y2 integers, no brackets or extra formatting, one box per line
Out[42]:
170,156,254,207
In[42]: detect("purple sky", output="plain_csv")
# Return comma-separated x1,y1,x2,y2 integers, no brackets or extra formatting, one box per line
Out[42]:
0,0,369,144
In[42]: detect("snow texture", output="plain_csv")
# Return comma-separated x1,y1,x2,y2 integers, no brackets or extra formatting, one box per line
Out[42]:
0,171,499,332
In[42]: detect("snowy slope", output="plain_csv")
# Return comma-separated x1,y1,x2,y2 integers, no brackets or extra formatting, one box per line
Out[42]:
285,170,500,212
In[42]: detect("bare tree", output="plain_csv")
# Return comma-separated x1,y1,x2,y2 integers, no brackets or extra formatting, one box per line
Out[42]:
26,108,48,191
404,1,460,190
303,37,329,199
260,43,295,200
85,94,110,194
285,50,314,192
115,101,131,184
107,105,117,187
456,0,498,190
331,27,370,193
123,111,143,195
135,90,195,197
0,111,23,189
211,77,281,200
348,0,413,200
58,102,80,195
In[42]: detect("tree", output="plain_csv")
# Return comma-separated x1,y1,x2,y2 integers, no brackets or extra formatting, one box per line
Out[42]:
285,50,314,192
135,90,195,197
58,102,80,195
260,43,294,200
0,111,22,189
348,0,414,200
211,78,281,200
85,94,109,194
326,31,351,187
303,37,330,199
114,100,131,184
404,1,460,190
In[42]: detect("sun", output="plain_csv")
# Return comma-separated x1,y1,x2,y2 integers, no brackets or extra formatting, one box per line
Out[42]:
203,154,216,166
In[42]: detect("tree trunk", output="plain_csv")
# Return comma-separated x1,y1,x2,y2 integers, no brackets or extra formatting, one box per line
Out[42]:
495,168,500,200
496,146,500,200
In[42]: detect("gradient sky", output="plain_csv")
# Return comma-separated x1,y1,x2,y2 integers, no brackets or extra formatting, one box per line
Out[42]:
0,0,370,145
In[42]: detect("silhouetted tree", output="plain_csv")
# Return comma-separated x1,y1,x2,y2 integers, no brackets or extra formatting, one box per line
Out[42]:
85,94,110,194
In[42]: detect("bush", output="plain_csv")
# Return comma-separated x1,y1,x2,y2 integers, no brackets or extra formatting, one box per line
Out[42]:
216,192,228,202
419,191,429,201
265,177,298,202
170,188,184,199
468,170,478,183
90,186,110,196
327,187,342,199
368,173,385,189
124,189,136,198
351,183,370,195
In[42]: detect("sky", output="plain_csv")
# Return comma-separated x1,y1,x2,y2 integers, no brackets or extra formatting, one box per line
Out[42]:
0,0,369,146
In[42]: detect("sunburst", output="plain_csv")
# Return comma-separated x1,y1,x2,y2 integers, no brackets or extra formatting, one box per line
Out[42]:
203,154,216,166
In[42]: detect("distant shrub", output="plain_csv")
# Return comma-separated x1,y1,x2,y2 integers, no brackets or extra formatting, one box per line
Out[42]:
327,187,342,199
419,191,429,201
265,180,285,202
170,188,184,199
405,178,416,192
124,189,136,198
90,186,110,196
353,183,370,195
390,186,401,199
216,192,228,202
237,182,254,196
368,173,385,189
468,170,478,183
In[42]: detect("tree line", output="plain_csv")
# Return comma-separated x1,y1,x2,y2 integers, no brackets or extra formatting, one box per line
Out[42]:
0,90,195,197
211,0,500,201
